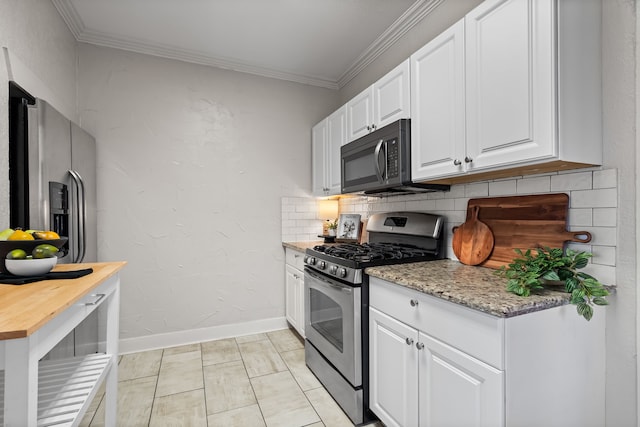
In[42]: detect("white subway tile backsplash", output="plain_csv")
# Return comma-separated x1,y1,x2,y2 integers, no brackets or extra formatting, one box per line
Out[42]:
593,208,617,226
582,263,616,286
591,246,616,266
445,186,465,199
570,188,617,208
550,172,592,191
283,169,619,271
465,182,489,197
489,180,517,196
568,209,593,227
435,198,456,211
593,169,617,189
516,176,551,193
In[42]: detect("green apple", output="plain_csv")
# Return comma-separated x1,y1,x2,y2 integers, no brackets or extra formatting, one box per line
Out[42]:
0,228,14,240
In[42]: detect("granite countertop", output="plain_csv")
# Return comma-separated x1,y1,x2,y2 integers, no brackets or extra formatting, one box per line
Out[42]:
282,241,324,252
366,259,573,318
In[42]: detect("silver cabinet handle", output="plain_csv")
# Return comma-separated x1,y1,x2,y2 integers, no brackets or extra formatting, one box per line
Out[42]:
416,342,425,350
410,299,419,307
85,293,106,306
406,337,414,346
453,159,462,166
464,156,473,163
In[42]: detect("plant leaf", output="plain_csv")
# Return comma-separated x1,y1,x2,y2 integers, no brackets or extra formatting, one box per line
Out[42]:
593,296,609,306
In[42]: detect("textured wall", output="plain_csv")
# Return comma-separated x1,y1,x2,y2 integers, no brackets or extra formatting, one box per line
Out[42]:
0,0,77,228
76,44,337,341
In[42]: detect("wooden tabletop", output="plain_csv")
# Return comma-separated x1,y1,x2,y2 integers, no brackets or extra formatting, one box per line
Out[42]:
0,261,127,340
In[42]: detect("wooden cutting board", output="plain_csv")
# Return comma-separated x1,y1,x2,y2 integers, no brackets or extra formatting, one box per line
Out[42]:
463,194,592,269
452,206,495,265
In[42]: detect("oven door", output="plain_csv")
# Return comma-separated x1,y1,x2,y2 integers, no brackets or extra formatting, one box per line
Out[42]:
304,268,361,387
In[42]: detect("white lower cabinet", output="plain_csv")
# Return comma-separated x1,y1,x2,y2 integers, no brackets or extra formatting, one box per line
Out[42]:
370,307,502,427
285,248,305,337
369,276,605,427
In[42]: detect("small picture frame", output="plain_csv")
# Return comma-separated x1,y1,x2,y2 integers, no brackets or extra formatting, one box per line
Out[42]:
337,214,361,242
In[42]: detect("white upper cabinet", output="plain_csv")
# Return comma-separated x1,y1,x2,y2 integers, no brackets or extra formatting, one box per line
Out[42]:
347,60,411,142
312,106,346,196
412,0,602,182
411,19,466,180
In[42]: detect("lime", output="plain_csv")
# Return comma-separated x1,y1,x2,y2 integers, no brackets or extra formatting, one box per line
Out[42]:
32,244,58,259
7,249,27,260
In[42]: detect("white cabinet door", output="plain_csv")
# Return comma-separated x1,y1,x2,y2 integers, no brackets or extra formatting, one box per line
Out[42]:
418,332,504,427
465,0,555,171
327,106,346,194
411,19,466,182
285,264,304,337
311,119,328,196
374,59,411,130
347,87,374,142
347,60,411,143
369,307,419,427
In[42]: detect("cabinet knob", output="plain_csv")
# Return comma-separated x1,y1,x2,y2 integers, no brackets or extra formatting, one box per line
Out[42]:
453,159,462,166
416,342,425,350
406,337,414,346
371,124,376,131
464,156,473,163
366,125,371,131
410,299,419,307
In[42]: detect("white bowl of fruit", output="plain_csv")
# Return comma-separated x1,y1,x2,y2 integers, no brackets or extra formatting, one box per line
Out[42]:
0,228,65,275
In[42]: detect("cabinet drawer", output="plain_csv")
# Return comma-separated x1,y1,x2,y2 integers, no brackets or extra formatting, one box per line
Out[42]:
370,277,504,369
285,248,305,270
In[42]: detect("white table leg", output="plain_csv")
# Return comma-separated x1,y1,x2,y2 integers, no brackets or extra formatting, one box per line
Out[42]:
4,337,38,426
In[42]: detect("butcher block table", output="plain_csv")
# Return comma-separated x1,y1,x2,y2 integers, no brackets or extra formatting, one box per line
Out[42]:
0,261,126,427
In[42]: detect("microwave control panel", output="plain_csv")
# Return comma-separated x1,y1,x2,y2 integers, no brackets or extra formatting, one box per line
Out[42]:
386,138,399,179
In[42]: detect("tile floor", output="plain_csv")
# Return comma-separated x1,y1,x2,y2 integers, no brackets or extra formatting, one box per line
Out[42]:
80,328,382,427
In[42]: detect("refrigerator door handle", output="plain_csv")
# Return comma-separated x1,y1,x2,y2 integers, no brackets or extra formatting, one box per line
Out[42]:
68,169,87,263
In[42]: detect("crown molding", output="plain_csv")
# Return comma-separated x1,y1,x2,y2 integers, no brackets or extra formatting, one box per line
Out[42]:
52,0,443,90
337,0,445,88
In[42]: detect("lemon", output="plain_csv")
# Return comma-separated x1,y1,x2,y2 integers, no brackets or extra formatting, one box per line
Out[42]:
6,249,27,260
8,229,34,241
33,244,58,259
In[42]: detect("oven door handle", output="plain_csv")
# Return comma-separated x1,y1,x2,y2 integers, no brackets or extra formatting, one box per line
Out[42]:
306,269,353,294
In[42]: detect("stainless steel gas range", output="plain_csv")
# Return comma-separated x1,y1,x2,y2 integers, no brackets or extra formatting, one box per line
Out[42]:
303,211,445,425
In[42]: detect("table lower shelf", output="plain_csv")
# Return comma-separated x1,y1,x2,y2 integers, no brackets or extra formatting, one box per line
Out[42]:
0,353,114,427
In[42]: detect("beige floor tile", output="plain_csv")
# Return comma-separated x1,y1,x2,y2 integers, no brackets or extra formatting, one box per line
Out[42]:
118,349,163,381
251,371,320,427
201,337,241,366
280,349,322,391
306,387,354,427
163,343,201,356
307,423,326,427
90,376,157,427
267,328,304,353
235,333,269,343
156,349,204,397
207,404,267,427
149,389,207,427
204,360,256,414
239,339,288,378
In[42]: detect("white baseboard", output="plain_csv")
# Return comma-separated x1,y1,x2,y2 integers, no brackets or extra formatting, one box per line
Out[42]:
118,317,289,355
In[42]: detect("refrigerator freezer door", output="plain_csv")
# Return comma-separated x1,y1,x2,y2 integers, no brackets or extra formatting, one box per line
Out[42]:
71,123,97,263
27,99,72,232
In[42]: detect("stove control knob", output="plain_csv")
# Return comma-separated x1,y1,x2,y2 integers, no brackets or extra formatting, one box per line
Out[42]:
329,265,338,275
338,268,347,278
307,257,316,266
318,261,326,270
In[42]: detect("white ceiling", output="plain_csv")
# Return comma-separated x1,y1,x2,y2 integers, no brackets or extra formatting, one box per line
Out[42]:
51,0,443,89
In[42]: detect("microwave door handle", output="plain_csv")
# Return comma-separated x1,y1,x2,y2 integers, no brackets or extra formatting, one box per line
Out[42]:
374,139,385,183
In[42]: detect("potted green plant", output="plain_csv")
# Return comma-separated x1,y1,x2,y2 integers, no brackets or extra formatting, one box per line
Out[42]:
327,219,338,236
495,247,609,321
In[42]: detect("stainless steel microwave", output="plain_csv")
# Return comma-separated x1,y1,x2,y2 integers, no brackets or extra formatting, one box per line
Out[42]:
340,119,449,196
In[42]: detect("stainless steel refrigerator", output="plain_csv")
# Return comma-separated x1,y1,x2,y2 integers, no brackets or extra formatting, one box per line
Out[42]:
26,98,97,265
9,95,98,356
